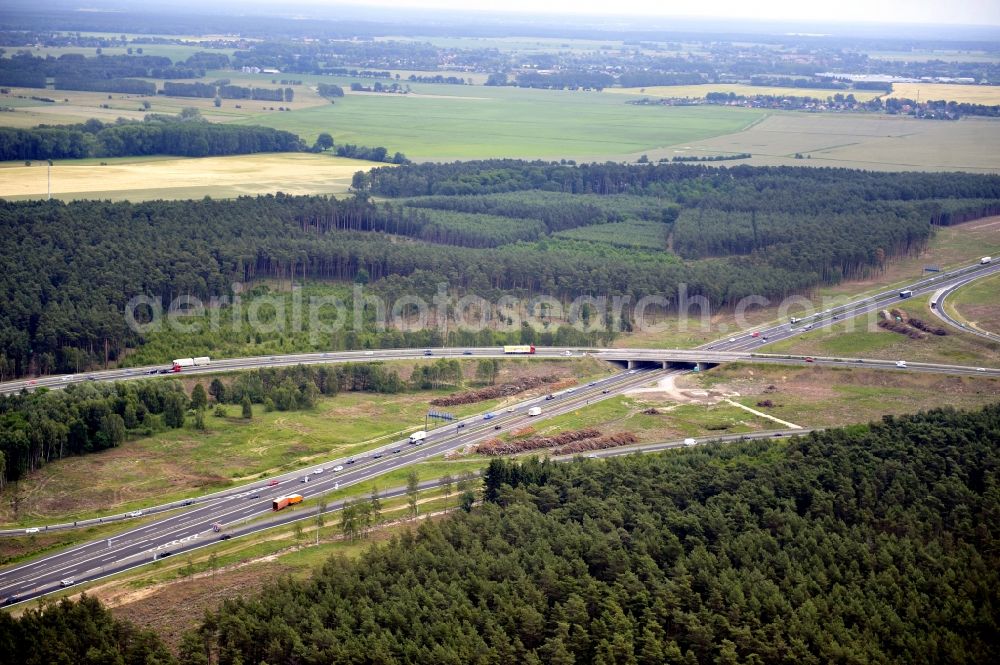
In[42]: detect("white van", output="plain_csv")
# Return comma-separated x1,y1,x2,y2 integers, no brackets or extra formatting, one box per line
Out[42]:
527,407,542,417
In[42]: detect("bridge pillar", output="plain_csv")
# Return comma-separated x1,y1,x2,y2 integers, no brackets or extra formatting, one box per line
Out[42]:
627,360,636,370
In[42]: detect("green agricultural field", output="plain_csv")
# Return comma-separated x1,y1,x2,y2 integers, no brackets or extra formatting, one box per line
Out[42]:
0,80,328,129
651,112,1000,173
231,78,765,161
947,271,1000,335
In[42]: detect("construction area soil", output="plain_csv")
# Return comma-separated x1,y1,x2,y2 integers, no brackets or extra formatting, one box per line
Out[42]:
677,364,1000,428
109,563,284,650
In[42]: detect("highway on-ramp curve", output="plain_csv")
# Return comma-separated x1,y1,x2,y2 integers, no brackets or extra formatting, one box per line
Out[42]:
928,272,999,341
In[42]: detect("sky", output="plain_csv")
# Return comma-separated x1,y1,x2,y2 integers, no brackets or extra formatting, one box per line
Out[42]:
319,0,1000,26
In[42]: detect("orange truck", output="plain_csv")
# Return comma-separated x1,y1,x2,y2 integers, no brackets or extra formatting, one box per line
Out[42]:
272,494,303,511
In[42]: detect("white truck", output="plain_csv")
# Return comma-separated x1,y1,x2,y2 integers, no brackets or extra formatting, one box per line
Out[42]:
409,430,427,445
171,356,210,371
981,256,992,265
527,406,542,417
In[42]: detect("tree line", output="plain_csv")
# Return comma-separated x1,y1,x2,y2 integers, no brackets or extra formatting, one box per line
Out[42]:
0,111,304,161
357,159,1000,200
3,157,1000,377
126,403,999,663
0,360,439,486
0,51,216,91
2,404,996,662
0,379,190,487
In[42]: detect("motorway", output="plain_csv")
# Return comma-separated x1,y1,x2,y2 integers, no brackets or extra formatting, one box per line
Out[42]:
709,258,1000,353
0,366,671,606
2,260,998,397
2,258,999,605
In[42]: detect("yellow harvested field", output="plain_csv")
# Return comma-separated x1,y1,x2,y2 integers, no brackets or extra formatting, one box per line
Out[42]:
887,83,1000,105
606,84,883,102
0,153,383,201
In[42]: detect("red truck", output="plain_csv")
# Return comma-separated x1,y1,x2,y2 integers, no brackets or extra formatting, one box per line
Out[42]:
272,494,303,511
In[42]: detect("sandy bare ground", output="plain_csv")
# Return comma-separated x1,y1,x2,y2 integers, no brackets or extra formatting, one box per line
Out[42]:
625,373,732,403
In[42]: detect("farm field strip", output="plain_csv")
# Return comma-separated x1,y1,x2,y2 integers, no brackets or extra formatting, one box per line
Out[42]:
0,153,378,201
606,83,884,101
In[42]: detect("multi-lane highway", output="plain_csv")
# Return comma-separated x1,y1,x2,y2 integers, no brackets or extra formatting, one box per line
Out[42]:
709,258,1000,353
0,366,671,605
1,260,998,396
2,258,998,606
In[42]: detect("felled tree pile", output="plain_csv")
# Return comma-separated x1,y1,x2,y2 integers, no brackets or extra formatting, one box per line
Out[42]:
553,431,638,455
474,428,601,456
879,309,925,339
909,317,948,335
431,376,558,406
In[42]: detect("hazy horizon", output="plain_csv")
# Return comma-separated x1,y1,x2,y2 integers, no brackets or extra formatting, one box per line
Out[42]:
5,0,1000,33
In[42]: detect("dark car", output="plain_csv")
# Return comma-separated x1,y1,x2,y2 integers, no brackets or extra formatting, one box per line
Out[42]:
346,458,356,465
602,389,609,394
494,424,501,430
423,350,433,356
545,394,555,400
159,551,173,558
147,369,159,375
3,594,21,606
220,534,232,540
457,422,466,429
250,493,260,499
393,448,402,454
462,350,473,355
158,368,172,374
183,500,193,506
372,452,383,459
